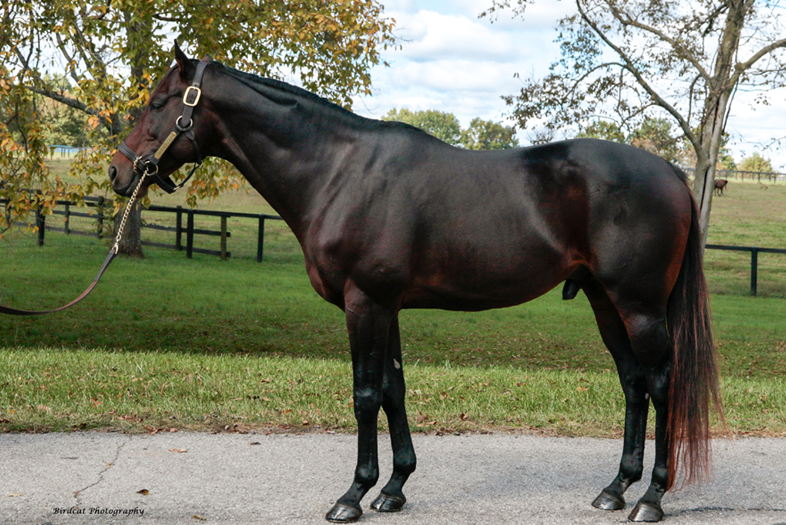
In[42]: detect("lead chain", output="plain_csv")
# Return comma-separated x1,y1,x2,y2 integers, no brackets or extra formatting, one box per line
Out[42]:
112,173,147,253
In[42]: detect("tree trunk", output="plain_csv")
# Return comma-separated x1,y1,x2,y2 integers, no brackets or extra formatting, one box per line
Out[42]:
113,199,144,258
692,86,732,249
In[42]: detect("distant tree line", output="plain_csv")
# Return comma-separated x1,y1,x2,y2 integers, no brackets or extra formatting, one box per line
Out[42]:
576,116,772,174
382,108,519,150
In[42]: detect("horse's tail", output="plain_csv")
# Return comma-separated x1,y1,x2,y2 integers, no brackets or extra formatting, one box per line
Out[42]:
665,180,724,489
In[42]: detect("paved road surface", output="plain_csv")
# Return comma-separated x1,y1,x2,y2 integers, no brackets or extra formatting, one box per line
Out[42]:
2,432,785,524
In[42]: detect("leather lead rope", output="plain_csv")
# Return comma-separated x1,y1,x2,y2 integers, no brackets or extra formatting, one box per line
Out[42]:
0,174,147,316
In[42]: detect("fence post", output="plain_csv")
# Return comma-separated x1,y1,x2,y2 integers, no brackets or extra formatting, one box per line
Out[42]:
64,202,70,235
35,204,45,247
220,216,228,261
96,196,104,238
750,247,759,297
257,216,266,262
176,206,183,250
186,209,194,259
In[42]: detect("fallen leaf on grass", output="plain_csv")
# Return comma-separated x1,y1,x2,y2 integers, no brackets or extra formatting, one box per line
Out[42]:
168,448,188,453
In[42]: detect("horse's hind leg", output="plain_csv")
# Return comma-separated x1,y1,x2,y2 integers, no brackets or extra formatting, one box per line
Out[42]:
621,309,671,522
583,277,649,512
602,284,672,522
326,287,396,523
370,316,417,513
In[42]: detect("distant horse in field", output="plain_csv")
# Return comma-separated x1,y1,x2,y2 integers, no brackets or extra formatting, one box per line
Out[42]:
714,179,728,196
108,44,723,523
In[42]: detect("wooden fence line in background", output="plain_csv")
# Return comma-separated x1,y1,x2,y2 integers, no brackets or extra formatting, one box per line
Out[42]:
680,167,786,183
3,198,785,295
0,198,282,262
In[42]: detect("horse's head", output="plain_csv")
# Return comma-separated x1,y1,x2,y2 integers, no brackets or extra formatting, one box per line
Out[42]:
109,43,215,197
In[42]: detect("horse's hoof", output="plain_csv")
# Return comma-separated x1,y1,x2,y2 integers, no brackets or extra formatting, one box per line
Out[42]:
325,502,362,523
371,492,406,512
592,490,625,511
628,501,664,522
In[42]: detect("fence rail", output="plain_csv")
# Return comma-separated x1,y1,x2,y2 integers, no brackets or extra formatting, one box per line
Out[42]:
1,197,283,262
4,198,785,294
680,167,786,183
705,244,786,296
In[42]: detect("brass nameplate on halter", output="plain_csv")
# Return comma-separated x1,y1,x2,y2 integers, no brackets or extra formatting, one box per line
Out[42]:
154,131,178,160
183,86,202,107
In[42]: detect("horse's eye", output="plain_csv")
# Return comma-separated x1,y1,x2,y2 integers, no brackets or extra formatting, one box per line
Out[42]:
150,100,165,111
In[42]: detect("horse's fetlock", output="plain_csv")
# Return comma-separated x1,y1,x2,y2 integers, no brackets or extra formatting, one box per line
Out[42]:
394,451,417,475
355,467,379,489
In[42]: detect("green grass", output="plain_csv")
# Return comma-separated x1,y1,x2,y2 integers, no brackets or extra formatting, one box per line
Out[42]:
704,180,786,297
1,173,785,436
2,348,783,436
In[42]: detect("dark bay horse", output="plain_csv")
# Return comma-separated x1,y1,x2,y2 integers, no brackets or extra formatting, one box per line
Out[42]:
109,45,722,523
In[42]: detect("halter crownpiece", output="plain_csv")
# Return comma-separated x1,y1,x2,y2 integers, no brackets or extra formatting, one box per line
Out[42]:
117,59,209,194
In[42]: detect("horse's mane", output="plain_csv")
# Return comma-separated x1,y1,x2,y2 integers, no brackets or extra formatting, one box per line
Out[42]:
203,61,436,138
207,61,376,125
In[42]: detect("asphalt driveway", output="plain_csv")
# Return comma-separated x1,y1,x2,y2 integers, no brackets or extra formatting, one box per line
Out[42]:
2,432,785,524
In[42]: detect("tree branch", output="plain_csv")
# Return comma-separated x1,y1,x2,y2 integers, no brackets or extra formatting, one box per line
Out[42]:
736,37,786,75
607,3,712,81
576,0,704,158
54,33,82,85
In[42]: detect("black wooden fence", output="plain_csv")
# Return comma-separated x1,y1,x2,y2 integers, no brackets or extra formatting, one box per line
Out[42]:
142,205,283,261
1,197,283,262
681,167,786,183
705,244,786,296
3,198,784,295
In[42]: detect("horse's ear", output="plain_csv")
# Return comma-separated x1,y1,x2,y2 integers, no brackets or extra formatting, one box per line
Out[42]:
174,41,195,77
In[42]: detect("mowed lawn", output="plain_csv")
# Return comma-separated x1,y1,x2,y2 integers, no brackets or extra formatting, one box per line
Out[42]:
1,175,784,436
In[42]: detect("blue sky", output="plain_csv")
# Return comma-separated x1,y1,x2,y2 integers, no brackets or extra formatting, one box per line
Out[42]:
351,0,786,169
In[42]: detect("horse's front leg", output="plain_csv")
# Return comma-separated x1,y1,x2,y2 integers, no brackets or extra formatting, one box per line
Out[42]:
370,316,416,513
326,287,396,523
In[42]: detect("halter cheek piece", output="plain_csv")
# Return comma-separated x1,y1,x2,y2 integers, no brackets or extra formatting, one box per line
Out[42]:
117,60,209,194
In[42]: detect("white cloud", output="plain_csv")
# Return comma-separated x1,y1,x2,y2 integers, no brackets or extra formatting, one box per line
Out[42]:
392,10,532,62
355,1,786,167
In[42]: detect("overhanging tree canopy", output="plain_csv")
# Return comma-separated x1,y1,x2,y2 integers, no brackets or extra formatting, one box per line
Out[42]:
1,0,396,246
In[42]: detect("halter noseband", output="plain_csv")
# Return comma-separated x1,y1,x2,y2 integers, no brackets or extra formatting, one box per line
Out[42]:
117,60,209,194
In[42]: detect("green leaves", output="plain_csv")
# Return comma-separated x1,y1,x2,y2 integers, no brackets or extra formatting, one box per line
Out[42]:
0,0,396,235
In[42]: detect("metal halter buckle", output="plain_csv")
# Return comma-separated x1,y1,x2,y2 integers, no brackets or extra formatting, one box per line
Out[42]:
183,85,202,107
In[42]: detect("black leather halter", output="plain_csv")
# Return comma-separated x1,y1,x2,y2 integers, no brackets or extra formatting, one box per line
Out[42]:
117,60,209,194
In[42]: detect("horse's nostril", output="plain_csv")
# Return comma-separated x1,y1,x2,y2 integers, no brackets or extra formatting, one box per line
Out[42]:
108,165,117,182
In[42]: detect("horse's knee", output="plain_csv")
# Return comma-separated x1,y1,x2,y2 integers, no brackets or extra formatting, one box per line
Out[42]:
354,387,383,422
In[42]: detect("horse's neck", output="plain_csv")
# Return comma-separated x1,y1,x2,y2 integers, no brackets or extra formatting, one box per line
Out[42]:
214,91,356,239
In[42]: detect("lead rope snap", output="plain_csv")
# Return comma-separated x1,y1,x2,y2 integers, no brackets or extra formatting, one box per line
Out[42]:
112,173,147,254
